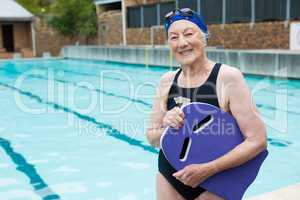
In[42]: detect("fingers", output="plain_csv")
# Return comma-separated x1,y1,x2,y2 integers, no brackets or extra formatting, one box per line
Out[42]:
166,114,182,125
174,107,185,118
163,107,185,129
173,169,184,178
191,182,199,188
173,167,191,180
173,166,201,188
182,170,192,180
173,170,193,187
164,116,180,129
174,115,184,125
169,121,179,129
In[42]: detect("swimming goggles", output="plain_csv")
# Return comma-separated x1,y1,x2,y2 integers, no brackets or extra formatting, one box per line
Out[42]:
164,8,208,36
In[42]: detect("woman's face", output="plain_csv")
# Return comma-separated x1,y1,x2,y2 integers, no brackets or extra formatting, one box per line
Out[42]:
167,20,206,66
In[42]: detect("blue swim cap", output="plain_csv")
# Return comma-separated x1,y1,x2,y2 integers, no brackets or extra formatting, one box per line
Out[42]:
164,8,208,36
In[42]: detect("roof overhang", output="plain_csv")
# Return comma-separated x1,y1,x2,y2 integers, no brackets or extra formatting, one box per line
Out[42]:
94,0,121,5
0,0,34,22
0,17,34,22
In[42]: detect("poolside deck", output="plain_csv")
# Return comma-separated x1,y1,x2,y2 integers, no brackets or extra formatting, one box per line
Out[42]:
247,183,300,200
62,46,300,79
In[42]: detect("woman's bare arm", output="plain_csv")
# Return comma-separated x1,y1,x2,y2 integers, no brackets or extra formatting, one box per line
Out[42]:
209,66,267,173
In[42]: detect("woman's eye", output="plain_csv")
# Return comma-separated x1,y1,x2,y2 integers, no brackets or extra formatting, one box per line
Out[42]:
185,32,193,37
171,36,178,40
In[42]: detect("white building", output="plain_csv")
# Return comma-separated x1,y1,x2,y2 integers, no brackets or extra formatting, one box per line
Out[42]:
0,0,36,58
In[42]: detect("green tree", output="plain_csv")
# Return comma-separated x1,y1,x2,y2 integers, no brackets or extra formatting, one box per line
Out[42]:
16,0,53,15
49,0,98,43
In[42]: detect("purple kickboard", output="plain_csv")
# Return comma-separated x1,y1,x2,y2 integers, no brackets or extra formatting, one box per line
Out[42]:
161,102,268,200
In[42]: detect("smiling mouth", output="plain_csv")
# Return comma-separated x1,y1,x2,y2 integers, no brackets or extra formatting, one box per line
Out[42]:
179,49,193,56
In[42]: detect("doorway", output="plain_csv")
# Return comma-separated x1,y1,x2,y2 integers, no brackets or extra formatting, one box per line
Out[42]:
2,24,14,52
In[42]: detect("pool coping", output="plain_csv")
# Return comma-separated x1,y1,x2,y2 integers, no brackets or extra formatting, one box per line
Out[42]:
66,45,300,55
62,46,300,79
247,183,300,200
0,57,63,62
1,57,300,81
64,57,300,80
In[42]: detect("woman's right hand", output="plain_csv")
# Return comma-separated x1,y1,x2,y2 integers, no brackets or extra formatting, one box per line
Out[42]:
162,107,185,129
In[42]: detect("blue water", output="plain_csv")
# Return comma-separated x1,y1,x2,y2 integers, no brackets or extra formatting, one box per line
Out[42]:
0,58,299,200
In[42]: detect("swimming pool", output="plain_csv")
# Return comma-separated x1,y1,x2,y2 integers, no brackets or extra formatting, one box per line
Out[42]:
0,58,299,200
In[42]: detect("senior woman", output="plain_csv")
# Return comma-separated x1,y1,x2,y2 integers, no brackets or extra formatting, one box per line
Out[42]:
146,8,267,200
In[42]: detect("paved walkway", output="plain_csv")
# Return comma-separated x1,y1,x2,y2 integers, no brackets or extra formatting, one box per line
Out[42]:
247,183,300,200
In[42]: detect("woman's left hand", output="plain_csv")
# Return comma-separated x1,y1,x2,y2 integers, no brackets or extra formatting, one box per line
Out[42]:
173,163,217,188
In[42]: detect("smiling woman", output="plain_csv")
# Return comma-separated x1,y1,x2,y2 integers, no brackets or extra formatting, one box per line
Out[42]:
0,53,298,199
167,19,207,69
146,8,267,200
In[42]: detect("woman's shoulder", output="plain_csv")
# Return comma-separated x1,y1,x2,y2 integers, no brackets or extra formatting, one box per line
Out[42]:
156,69,180,95
159,69,180,86
219,64,244,84
217,64,245,112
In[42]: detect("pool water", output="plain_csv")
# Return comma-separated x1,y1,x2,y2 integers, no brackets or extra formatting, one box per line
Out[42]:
0,59,299,200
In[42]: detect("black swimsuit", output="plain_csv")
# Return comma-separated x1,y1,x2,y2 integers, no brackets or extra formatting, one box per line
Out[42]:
158,63,222,200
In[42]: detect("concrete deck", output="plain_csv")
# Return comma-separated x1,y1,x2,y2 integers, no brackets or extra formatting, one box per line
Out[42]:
61,46,300,79
247,183,300,200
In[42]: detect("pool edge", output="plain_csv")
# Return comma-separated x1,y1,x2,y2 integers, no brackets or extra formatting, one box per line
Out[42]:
247,182,300,200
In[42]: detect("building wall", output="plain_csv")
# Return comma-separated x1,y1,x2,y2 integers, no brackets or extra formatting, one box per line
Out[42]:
0,25,3,48
0,21,33,58
97,10,123,45
97,7,291,49
0,18,98,57
95,0,294,49
127,28,151,45
127,21,290,49
124,0,144,7
124,0,172,7
34,18,98,57
208,22,290,49
14,22,32,51
0,22,32,51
